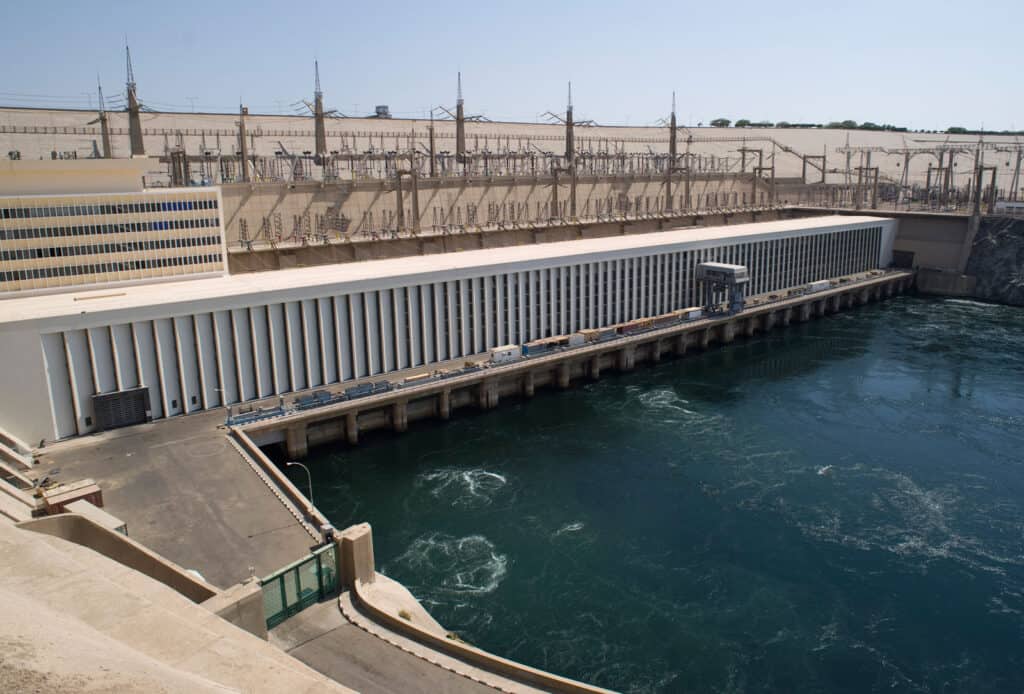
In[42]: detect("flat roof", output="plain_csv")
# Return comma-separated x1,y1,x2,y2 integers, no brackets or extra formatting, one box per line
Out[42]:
0,186,219,202
697,262,748,270
0,215,891,327
0,158,155,196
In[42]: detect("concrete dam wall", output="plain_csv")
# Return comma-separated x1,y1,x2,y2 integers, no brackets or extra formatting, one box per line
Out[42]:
220,173,765,252
5,107,1022,191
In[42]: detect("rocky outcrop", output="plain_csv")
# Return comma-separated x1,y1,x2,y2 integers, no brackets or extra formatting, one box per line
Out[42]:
965,217,1024,306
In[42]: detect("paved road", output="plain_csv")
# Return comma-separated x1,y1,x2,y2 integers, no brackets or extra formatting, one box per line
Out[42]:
33,413,505,693
33,410,314,589
271,601,499,694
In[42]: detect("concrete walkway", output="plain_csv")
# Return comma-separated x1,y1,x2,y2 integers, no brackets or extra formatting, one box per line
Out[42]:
271,600,501,694
33,411,314,588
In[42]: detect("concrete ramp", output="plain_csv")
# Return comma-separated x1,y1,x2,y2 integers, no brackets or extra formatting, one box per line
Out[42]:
0,519,353,693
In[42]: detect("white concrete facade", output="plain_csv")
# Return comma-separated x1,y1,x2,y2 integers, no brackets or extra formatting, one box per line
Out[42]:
0,216,895,444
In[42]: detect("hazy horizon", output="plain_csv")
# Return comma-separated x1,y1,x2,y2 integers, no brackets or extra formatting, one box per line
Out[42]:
2,0,1020,131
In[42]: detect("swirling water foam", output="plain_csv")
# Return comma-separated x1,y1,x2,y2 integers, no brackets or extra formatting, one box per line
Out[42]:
305,297,1024,693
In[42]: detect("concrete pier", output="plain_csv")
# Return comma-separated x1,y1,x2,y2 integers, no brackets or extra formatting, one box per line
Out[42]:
392,401,408,433
286,424,308,460
345,412,359,445
675,334,689,356
438,390,451,419
617,346,636,371
720,322,735,344
522,372,535,397
478,380,499,409
558,363,572,388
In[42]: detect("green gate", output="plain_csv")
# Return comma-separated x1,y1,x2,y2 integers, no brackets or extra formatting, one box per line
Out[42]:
260,543,338,629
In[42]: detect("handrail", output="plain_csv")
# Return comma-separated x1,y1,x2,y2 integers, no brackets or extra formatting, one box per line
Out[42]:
228,427,328,534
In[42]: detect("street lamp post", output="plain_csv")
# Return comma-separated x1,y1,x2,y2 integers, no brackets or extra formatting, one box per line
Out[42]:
286,461,314,507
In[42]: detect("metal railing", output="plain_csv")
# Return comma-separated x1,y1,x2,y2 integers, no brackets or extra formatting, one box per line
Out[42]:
260,543,338,629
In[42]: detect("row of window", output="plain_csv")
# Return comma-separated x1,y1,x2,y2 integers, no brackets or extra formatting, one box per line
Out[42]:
0,217,221,240
0,236,223,261
0,198,219,220
0,253,223,282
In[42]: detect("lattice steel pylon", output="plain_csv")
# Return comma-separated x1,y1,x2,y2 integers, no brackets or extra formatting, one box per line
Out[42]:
125,43,145,156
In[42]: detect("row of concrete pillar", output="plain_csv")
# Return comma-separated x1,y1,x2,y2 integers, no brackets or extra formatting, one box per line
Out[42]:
279,278,908,459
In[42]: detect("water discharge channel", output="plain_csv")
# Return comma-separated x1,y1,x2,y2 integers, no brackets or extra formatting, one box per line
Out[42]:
281,296,1024,693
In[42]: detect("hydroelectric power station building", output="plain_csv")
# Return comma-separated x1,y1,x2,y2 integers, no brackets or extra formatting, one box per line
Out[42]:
0,210,895,445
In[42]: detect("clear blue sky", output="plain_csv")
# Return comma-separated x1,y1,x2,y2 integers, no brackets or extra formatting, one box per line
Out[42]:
2,0,1020,130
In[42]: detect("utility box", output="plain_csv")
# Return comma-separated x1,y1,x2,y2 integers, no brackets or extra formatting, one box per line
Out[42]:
567,333,586,347
807,280,831,293
490,344,522,364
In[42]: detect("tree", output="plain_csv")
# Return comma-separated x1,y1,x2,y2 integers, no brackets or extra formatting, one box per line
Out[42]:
947,126,968,134
734,119,751,128
775,121,791,128
710,118,731,128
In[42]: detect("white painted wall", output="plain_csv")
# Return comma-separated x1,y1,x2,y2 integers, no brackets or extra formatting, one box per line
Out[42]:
0,219,897,444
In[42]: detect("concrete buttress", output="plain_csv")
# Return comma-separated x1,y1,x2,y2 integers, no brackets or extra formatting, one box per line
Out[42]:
338,523,376,590
345,412,359,445
675,334,688,356
558,363,571,388
522,372,535,397
721,322,736,344
392,401,408,432
617,346,636,371
478,380,499,409
285,423,308,459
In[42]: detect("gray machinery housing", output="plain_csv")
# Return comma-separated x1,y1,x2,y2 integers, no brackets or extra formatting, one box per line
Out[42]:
696,262,750,314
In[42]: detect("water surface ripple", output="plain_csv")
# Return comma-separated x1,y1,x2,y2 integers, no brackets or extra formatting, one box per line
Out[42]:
294,297,1024,693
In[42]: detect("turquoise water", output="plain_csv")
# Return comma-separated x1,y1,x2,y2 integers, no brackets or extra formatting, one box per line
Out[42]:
284,297,1024,693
